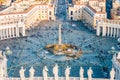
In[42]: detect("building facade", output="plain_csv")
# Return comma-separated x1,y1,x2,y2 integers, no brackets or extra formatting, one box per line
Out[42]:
0,0,56,40
96,0,120,38
96,19,120,38
0,0,12,6
68,0,107,29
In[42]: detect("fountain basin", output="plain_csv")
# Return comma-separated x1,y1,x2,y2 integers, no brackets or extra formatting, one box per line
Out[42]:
45,44,82,58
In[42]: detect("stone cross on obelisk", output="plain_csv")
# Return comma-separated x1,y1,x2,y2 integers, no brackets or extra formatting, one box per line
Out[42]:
58,24,62,45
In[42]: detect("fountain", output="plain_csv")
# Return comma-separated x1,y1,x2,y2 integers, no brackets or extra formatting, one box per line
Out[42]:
45,24,82,58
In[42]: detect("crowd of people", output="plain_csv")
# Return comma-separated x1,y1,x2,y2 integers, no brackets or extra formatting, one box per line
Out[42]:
0,21,118,77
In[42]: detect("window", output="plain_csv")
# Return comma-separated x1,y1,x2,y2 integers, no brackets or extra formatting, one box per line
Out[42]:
49,17,51,20
70,17,73,20
49,11,52,15
70,11,73,15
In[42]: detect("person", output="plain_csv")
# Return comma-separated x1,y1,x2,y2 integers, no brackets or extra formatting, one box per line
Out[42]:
43,66,48,80
19,66,25,80
53,64,59,80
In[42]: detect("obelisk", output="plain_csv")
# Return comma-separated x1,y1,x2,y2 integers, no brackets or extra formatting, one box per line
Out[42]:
58,24,62,45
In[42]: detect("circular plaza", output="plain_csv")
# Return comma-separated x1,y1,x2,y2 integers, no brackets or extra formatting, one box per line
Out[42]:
0,21,118,78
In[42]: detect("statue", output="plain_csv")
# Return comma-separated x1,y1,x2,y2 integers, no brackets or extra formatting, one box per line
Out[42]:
43,66,48,80
87,67,93,80
19,66,25,80
3,54,8,77
0,61,4,78
79,67,84,80
29,66,35,80
110,68,115,80
0,50,3,58
117,52,120,59
53,64,59,80
65,66,71,80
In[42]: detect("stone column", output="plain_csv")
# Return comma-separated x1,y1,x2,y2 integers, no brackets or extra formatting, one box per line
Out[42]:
102,26,106,36
110,27,113,37
9,28,11,38
96,25,100,36
2,29,5,39
22,26,25,36
117,28,120,38
113,28,116,38
1,29,3,39
6,28,8,38
116,28,118,38
58,24,62,45
12,28,15,37
0,29,2,40
16,27,19,37
107,27,110,36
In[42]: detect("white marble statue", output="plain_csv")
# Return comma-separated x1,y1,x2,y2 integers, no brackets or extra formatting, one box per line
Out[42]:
87,67,93,80
43,66,48,80
3,54,8,77
117,52,120,59
19,66,25,80
53,64,59,80
29,66,35,80
65,66,71,80
0,61,4,78
110,68,115,80
79,67,84,80
0,50,3,58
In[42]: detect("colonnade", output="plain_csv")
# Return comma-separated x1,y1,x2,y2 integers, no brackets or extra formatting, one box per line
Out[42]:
0,22,25,40
97,24,120,38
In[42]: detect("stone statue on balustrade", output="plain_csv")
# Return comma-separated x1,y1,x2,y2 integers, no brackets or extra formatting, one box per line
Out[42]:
53,64,59,80
87,67,93,80
43,66,48,80
110,68,115,80
0,61,4,79
79,67,84,80
19,66,25,80
29,66,35,80
65,66,71,80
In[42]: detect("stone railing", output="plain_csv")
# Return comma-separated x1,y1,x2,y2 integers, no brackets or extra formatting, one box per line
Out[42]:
5,77,109,80
4,66,115,80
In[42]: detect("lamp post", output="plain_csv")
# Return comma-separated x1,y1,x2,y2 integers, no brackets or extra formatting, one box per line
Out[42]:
108,46,117,55
4,46,12,55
